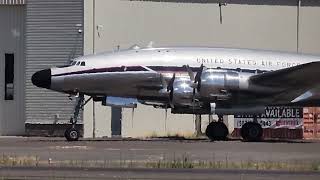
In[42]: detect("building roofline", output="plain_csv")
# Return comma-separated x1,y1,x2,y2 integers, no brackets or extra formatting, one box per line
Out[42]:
128,0,320,7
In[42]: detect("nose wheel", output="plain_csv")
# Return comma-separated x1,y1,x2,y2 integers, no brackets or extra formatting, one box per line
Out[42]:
65,127,80,141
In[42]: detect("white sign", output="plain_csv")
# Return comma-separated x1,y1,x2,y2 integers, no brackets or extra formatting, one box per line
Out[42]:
234,107,303,129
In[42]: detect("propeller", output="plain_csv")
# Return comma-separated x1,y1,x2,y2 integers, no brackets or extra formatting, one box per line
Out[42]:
184,64,204,113
184,64,204,97
162,64,204,110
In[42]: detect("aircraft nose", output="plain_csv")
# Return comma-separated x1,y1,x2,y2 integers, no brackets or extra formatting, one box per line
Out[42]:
31,69,51,89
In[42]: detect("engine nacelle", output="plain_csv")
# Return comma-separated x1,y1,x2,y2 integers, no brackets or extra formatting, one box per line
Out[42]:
199,69,249,98
171,77,193,106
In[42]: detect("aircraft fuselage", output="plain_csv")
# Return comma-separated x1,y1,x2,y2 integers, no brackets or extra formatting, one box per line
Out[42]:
31,47,320,111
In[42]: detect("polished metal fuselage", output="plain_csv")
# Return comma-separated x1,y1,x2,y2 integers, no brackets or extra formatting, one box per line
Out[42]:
48,47,320,110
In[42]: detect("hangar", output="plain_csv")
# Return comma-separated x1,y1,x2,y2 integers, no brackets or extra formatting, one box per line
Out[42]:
0,0,320,138
0,0,83,135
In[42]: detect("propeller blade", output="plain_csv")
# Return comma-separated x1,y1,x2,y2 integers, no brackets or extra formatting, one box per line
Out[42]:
194,64,204,83
167,73,176,108
191,64,204,111
194,64,204,92
160,74,167,89
167,73,175,92
169,89,174,108
184,65,195,82
197,79,202,92
192,88,195,113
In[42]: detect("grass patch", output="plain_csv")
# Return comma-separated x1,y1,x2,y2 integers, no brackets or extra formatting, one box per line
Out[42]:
0,153,319,172
0,154,39,167
145,131,202,140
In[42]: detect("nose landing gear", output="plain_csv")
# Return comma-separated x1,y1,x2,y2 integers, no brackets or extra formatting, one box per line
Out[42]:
64,94,91,141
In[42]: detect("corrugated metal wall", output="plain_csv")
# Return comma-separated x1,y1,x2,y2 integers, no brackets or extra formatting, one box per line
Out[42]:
25,0,83,124
0,0,26,5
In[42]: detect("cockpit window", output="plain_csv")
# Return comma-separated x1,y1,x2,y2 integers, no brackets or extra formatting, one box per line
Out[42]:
71,61,76,66
80,62,85,66
76,61,80,66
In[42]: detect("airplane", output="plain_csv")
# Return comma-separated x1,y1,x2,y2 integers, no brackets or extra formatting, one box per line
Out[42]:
31,44,320,141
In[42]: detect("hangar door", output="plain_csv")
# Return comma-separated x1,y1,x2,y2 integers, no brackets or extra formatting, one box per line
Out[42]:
0,5,25,135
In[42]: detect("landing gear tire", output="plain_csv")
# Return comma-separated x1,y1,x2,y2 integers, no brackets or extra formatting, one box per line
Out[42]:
65,127,80,141
205,121,229,141
241,122,263,142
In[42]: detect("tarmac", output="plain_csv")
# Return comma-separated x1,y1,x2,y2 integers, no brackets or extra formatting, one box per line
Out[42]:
0,137,319,162
1,166,320,180
0,137,319,179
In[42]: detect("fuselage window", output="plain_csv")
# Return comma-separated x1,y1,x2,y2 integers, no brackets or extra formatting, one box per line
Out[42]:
76,61,80,66
80,62,85,66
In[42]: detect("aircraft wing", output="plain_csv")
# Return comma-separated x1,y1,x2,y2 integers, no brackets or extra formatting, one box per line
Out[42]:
250,62,320,87
249,61,320,104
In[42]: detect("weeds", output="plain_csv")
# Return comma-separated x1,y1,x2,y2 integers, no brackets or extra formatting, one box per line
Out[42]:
0,153,319,172
146,131,199,139
0,154,39,167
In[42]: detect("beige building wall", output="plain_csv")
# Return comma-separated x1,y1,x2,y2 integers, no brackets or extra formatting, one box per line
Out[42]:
300,6,320,54
83,0,320,138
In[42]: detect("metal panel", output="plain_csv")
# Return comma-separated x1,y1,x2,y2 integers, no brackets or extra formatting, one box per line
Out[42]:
0,5,25,135
0,0,26,5
25,0,83,124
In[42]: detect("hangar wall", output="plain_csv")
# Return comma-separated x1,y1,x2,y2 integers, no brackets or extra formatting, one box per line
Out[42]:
0,3,25,135
25,0,83,127
83,0,320,138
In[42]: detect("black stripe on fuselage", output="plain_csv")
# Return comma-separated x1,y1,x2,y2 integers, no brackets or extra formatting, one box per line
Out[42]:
147,66,201,72
52,66,148,77
52,65,268,77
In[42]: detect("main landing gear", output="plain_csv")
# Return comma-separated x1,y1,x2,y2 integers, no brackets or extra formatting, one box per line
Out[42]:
205,115,263,142
205,115,229,141
64,94,91,141
240,116,263,142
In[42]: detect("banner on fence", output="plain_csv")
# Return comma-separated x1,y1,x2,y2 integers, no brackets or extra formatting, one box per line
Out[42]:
234,107,303,129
